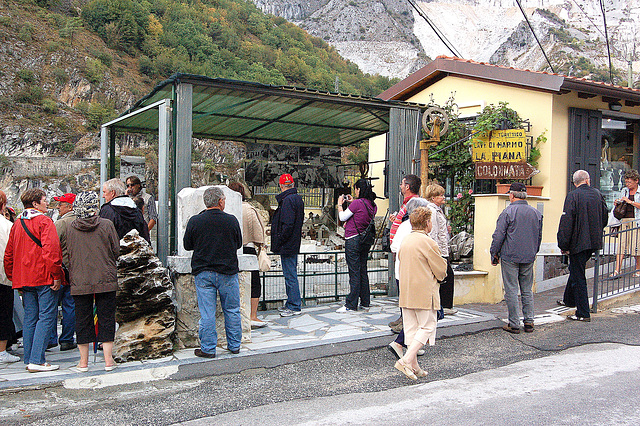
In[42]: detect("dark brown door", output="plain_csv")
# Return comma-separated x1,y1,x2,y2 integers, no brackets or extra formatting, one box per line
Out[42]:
568,107,602,191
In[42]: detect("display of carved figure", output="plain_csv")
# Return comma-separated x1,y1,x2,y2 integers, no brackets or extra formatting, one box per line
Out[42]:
113,230,176,362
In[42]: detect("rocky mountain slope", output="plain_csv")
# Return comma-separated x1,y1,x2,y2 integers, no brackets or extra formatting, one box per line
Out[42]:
253,0,640,82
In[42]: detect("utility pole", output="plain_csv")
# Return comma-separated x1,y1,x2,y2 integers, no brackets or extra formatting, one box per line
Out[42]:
628,52,634,88
334,76,339,93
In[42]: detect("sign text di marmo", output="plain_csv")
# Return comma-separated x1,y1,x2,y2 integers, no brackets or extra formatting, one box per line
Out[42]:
472,129,527,163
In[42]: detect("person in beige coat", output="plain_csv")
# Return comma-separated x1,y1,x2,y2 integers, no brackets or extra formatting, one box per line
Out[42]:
228,182,268,329
395,207,447,380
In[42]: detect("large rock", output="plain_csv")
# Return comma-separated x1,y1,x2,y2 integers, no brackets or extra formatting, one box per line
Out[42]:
173,273,200,349
113,230,176,362
113,310,175,362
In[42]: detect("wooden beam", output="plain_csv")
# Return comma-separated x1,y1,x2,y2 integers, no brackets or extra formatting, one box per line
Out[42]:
602,96,621,103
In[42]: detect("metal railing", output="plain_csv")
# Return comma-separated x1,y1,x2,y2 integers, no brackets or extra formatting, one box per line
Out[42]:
593,220,640,311
260,249,389,306
252,186,330,209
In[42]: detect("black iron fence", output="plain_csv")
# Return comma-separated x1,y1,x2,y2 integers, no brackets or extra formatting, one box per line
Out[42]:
260,249,389,307
593,220,640,311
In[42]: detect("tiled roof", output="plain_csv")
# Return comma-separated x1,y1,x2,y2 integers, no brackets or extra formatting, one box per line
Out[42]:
379,56,640,103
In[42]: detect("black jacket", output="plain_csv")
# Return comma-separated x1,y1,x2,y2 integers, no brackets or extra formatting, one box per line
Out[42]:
271,188,304,255
99,195,150,243
557,184,609,254
183,209,242,276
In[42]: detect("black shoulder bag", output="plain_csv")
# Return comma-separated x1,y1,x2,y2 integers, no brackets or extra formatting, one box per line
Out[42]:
356,201,376,248
20,218,69,283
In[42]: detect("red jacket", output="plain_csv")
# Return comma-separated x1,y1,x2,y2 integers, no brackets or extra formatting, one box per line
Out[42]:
3,210,64,289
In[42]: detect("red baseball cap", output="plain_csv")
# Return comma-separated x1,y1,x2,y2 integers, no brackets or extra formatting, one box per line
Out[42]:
53,193,76,204
279,174,294,185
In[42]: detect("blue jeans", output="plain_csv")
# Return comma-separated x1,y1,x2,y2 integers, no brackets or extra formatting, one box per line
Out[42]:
345,235,371,310
13,289,24,333
49,285,75,345
22,286,58,365
281,254,301,311
194,271,242,354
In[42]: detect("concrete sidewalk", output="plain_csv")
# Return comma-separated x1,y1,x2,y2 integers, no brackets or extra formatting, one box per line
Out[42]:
0,286,572,392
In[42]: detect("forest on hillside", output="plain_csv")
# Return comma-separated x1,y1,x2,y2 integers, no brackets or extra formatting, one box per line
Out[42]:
77,0,397,95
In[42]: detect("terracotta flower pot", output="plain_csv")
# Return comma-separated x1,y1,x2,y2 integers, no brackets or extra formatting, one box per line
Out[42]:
496,183,543,196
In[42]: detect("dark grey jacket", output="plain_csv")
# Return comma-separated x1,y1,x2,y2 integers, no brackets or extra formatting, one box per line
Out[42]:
490,199,543,264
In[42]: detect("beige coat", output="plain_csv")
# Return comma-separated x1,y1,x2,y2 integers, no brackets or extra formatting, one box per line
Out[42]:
242,202,265,247
0,215,12,286
398,230,448,310
427,201,449,257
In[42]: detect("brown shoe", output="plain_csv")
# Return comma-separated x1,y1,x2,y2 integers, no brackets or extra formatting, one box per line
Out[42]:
502,324,521,334
388,316,402,328
194,349,216,358
523,322,534,333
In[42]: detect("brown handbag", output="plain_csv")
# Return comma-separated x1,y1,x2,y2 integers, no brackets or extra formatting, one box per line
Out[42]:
613,201,628,220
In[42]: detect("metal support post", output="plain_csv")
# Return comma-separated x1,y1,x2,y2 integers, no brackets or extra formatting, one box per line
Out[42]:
157,99,171,265
100,126,108,202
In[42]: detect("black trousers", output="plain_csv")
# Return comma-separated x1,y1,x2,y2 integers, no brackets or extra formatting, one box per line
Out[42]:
73,291,116,344
0,285,15,341
563,250,592,318
439,259,455,309
243,246,261,299
345,235,371,310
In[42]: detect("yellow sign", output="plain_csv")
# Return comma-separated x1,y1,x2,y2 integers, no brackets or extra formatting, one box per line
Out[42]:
472,129,527,163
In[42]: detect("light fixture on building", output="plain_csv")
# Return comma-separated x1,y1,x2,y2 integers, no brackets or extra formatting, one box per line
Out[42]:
609,101,622,111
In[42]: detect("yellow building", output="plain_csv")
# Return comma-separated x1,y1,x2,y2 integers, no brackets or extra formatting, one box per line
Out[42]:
373,56,640,304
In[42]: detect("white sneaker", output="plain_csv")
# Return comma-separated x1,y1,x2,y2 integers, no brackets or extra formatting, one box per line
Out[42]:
27,362,59,372
336,306,357,313
417,349,426,356
443,308,458,315
359,306,370,312
280,308,302,317
0,351,20,363
251,320,268,329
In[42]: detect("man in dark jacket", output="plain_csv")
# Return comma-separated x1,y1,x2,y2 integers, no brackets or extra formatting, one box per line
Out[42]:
557,170,609,321
271,174,304,317
184,187,243,358
49,193,77,351
100,178,150,243
490,182,543,334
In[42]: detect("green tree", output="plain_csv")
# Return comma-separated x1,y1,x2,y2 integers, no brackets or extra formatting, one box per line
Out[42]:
60,17,83,46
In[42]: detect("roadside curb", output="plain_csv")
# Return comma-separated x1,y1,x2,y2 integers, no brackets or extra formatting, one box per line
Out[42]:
170,318,505,381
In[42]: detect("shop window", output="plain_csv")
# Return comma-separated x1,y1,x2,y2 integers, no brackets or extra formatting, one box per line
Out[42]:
600,117,638,209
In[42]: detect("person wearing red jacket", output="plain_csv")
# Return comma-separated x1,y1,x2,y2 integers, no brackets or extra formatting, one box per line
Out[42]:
3,188,64,373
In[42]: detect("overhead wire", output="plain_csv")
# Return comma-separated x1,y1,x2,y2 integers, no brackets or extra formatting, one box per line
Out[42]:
599,0,614,83
570,0,605,38
407,0,464,58
515,0,555,73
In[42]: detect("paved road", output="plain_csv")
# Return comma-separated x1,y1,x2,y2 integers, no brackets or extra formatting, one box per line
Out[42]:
2,309,639,425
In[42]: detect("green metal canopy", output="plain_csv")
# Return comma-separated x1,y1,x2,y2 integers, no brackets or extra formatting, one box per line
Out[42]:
102,73,422,268
114,73,419,147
